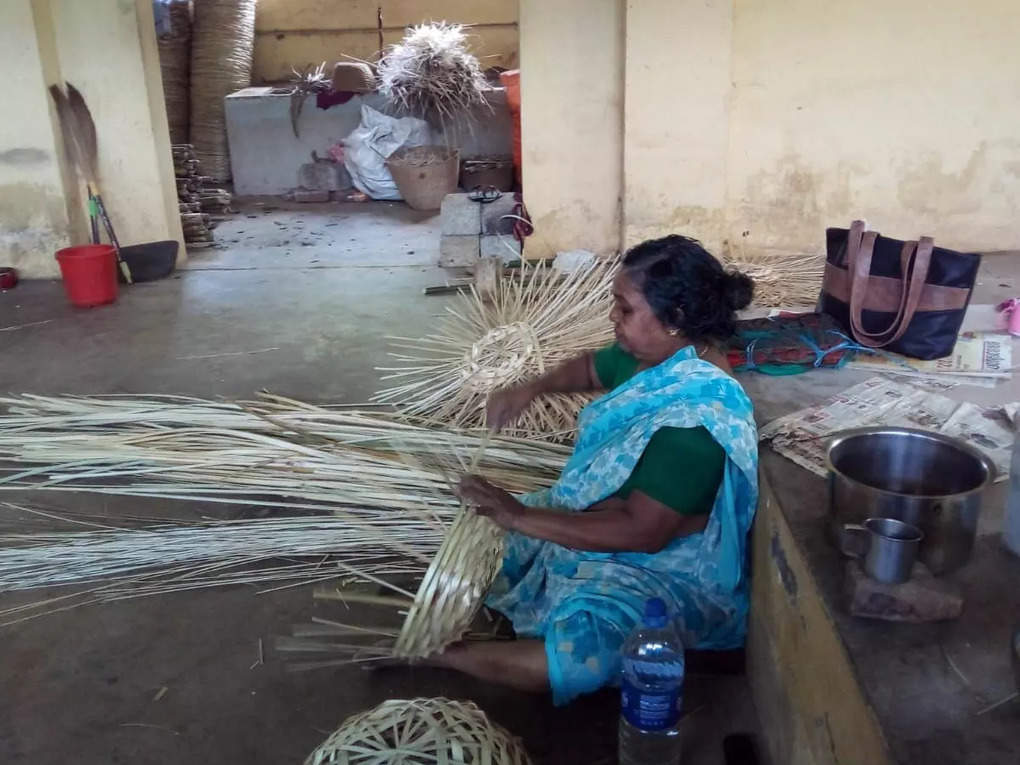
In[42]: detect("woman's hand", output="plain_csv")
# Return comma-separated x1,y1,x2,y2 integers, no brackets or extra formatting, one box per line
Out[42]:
457,474,524,530
485,383,538,432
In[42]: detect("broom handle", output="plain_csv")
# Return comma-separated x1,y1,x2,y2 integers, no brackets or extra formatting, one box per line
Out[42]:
87,194,100,244
91,189,133,284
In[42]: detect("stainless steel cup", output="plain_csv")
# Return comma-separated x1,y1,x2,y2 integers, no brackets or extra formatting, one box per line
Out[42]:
841,517,924,584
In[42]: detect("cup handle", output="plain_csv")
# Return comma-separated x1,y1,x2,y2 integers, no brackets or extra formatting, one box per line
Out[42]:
840,523,869,558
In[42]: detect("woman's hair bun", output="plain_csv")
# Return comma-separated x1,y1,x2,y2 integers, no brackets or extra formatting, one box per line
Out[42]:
723,270,754,312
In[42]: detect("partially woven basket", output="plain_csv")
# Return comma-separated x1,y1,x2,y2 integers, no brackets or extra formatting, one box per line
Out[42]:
306,697,532,765
393,508,504,659
189,0,255,181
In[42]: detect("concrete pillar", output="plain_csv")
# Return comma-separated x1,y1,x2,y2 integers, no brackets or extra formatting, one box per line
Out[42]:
0,0,183,279
519,0,624,260
622,0,733,256
0,0,74,279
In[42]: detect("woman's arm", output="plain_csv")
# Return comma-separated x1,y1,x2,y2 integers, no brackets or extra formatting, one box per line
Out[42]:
457,476,708,553
487,353,603,431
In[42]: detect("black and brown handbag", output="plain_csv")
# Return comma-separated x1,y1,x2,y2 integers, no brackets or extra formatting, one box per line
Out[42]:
819,221,981,360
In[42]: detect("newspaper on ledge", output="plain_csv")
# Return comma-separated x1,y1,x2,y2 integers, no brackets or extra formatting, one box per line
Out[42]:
844,332,1012,388
759,376,1017,482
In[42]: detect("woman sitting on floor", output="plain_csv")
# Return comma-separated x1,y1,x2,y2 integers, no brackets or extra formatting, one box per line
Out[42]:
432,234,759,706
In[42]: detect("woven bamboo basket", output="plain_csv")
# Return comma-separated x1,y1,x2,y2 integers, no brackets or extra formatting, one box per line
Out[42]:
393,508,504,658
387,145,460,211
306,697,532,765
189,0,255,181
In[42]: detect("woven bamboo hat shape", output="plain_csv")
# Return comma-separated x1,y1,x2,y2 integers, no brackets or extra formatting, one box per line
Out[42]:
305,697,532,765
332,62,377,93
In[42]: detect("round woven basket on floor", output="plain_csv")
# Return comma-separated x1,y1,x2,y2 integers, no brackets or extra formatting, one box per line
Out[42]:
189,0,255,181
386,145,460,211
306,697,532,765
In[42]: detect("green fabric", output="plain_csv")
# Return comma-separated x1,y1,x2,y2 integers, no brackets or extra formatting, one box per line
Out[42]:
592,344,725,516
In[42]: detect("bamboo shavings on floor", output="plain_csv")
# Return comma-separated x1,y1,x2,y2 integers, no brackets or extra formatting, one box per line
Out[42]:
374,258,617,440
306,697,532,765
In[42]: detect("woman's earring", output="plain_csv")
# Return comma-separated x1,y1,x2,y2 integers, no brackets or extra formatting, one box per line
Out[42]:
668,328,681,337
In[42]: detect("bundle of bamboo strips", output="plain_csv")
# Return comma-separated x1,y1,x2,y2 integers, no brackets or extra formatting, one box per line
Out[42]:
0,393,567,517
373,258,617,440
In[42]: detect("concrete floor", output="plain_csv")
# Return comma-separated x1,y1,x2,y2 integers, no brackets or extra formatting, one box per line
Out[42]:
0,201,762,764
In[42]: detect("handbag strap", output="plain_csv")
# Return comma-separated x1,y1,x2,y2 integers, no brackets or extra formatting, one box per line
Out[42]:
845,220,935,348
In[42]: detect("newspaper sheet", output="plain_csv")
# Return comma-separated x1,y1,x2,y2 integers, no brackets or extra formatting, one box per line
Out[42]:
759,376,1016,481
844,332,1012,388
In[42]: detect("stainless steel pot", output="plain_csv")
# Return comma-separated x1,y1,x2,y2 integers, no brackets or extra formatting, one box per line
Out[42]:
827,427,995,574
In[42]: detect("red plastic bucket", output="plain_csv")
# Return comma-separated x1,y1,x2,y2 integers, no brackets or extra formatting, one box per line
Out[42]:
55,244,118,308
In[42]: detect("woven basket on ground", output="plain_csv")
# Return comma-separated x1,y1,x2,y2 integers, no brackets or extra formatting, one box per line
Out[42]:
386,145,460,211
157,0,191,145
306,697,532,765
189,0,255,181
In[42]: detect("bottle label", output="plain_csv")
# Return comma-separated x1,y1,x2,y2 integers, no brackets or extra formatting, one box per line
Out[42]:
620,678,681,731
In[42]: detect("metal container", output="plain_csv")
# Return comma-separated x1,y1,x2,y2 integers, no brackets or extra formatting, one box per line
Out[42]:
827,427,995,574
841,517,923,584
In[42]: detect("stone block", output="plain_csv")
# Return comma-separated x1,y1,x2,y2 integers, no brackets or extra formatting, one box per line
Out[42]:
298,161,351,191
294,188,330,203
439,235,479,268
440,193,481,236
843,560,964,622
481,193,518,235
480,234,521,263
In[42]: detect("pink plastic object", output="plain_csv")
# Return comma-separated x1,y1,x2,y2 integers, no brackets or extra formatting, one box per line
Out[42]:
996,299,1020,336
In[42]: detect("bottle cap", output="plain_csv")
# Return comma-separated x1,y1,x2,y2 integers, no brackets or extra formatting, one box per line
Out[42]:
644,597,668,628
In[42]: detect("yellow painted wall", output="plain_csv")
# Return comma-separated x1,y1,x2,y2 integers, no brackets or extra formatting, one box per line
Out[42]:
0,0,183,279
728,0,1020,257
519,0,624,260
0,0,72,279
622,0,732,255
254,0,518,83
525,0,1020,261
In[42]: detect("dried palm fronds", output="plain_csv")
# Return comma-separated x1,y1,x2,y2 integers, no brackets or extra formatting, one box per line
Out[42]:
374,258,617,440
288,62,330,139
306,698,532,765
377,22,489,129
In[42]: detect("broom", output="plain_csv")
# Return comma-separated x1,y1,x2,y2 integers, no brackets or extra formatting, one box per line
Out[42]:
49,83,133,284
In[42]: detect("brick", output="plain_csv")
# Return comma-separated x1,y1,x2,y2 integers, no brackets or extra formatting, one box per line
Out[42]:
481,193,518,235
843,560,963,622
440,193,481,236
480,234,521,262
439,235,479,268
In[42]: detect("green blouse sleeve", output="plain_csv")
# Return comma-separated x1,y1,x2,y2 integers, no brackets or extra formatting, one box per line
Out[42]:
616,426,726,516
593,343,639,390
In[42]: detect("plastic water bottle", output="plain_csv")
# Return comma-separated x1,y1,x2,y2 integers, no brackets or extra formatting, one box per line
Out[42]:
618,597,685,765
